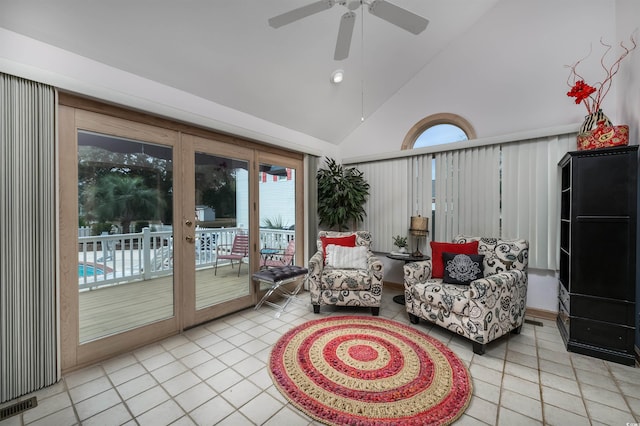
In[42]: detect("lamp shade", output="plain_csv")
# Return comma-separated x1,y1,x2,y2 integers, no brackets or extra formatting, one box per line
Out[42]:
410,215,428,236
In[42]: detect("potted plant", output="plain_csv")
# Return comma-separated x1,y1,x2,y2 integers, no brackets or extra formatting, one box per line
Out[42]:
317,158,369,231
393,235,408,253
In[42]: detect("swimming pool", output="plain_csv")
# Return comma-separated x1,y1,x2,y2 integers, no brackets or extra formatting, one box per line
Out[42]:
78,264,105,277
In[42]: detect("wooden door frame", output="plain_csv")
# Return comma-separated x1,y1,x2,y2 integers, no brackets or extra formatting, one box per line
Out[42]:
181,133,256,328
59,107,181,372
58,94,305,372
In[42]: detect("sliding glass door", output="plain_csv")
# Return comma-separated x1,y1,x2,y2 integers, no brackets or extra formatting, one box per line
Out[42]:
77,131,175,343
255,153,303,299
60,107,180,369
182,134,254,327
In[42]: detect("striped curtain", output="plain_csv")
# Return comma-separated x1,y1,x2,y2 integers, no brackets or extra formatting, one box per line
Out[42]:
1,73,57,403
502,133,576,270
433,145,501,242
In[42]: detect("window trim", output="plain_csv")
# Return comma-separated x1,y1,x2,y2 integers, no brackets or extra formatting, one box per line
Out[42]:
401,113,477,150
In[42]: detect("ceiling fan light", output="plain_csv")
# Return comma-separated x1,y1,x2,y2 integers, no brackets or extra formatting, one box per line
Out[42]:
331,69,344,84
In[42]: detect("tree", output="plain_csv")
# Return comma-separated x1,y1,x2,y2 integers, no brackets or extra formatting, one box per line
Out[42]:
84,174,166,233
316,158,369,231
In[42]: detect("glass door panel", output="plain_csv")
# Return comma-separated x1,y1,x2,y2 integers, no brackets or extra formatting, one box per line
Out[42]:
258,162,297,271
77,130,174,343
194,152,251,309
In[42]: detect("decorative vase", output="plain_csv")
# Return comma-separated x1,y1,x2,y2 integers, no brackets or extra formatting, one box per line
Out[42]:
579,109,612,134
398,247,408,254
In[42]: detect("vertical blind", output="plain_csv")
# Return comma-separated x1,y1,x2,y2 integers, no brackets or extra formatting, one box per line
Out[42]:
356,156,432,253
502,133,576,270
347,132,576,270
1,73,57,403
434,145,501,242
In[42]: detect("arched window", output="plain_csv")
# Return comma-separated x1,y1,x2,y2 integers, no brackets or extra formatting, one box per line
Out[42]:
401,113,476,150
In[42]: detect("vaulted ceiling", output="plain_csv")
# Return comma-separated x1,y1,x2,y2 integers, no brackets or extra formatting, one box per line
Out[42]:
0,0,499,145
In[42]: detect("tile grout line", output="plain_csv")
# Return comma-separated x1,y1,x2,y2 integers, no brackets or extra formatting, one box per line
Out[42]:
533,317,546,426
101,361,142,426
605,361,637,421
495,335,508,426
569,353,592,425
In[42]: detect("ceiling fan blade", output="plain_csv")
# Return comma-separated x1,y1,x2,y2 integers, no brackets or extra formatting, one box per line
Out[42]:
368,0,429,35
268,0,335,28
334,11,356,61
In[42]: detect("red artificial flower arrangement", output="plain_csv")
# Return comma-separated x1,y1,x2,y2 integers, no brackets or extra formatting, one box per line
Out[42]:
566,35,637,115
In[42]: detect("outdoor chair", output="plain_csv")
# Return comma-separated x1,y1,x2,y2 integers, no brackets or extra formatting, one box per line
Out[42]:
260,239,295,268
214,234,249,276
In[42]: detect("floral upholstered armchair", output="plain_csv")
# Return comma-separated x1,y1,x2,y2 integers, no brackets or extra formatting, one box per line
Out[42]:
308,231,384,315
404,236,529,355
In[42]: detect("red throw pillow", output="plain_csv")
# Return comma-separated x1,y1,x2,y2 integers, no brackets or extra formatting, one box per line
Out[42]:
320,234,357,259
430,241,479,278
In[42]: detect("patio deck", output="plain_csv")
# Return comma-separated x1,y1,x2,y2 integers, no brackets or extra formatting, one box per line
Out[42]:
79,264,251,342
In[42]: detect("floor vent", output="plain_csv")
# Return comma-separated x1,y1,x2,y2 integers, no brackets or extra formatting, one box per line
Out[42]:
0,396,37,420
525,319,544,327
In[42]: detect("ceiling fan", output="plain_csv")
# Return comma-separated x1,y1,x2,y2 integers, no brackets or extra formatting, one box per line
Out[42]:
268,0,429,60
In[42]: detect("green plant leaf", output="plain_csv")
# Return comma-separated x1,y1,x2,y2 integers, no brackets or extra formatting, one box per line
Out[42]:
316,158,369,231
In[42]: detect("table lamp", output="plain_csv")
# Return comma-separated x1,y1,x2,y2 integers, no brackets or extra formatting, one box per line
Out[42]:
409,215,429,257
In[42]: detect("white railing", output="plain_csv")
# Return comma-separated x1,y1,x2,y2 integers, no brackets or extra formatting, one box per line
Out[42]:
78,226,92,237
77,227,292,290
259,229,294,249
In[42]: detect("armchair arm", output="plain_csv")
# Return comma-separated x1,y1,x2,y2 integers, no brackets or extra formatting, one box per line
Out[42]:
308,250,324,274
367,251,384,290
468,269,528,335
308,250,325,304
403,260,433,287
469,270,527,302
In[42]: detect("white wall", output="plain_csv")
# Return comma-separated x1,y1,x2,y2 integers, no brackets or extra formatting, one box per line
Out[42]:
616,0,640,144
340,0,619,159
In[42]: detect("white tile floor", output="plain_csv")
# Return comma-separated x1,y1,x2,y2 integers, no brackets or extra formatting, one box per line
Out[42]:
2,287,640,425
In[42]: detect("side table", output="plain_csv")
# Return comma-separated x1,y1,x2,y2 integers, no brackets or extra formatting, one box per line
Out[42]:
259,248,280,269
385,253,430,305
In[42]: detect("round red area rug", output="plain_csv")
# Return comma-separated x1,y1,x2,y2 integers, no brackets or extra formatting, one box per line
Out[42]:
269,316,472,425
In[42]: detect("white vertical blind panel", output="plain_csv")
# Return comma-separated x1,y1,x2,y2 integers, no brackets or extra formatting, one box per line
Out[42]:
478,145,501,236
357,158,411,252
406,155,433,253
434,153,448,242
502,133,576,270
412,155,433,219
1,73,57,403
434,146,500,243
